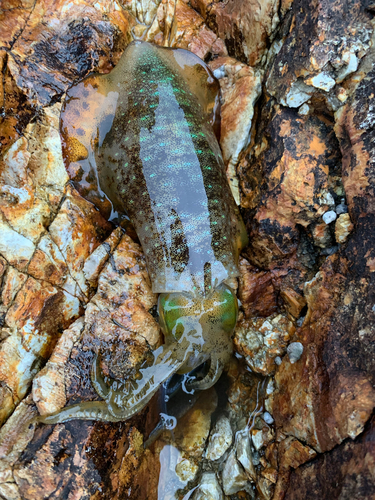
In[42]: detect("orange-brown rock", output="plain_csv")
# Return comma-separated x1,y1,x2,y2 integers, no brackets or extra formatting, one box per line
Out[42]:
15,233,162,499
238,257,283,318
272,256,375,452
1,266,27,308
13,418,160,500
33,233,160,418
311,220,333,249
242,109,340,268
4,0,134,107
145,0,226,60
273,436,317,500
1,0,375,497
279,287,306,320
204,0,279,66
209,57,262,203
285,416,375,500
0,276,82,424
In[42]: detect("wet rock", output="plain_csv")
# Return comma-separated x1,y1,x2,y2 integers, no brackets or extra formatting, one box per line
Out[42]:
204,0,280,66
175,457,198,483
286,342,303,364
238,257,283,318
83,227,124,287
222,448,249,496
272,257,375,452
280,287,306,320
266,0,373,106
311,221,333,249
335,200,348,215
0,277,81,424
241,110,340,268
322,210,337,225
209,57,262,204
144,0,225,60
14,421,159,500
6,232,163,498
263,412,274,425
192,472,223,500
205,415,233,461
258,476,274,500
285,416,375,500
261,466,278,484
269,35,375,462
252,427,274,451
235,429,256,481
47,184,112,298
234,314,294,375
0,218,35,271
1,267,27,307
5,0,134,108
335,213,354,244
173,388,218,459
32,317,85,415
0,395,35,500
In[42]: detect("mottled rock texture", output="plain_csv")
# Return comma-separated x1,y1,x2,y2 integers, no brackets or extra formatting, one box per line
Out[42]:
1,0,375,498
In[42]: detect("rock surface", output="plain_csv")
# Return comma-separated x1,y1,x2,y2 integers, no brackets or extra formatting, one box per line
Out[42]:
1,0,375,498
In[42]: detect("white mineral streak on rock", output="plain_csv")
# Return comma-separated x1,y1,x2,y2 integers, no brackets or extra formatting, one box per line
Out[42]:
33,317,85,415
205,415,233,461
209,57,262,204
322,210,337,224
287,342,304,364
305,72,336,92
192,472,224,500
222,448,249,495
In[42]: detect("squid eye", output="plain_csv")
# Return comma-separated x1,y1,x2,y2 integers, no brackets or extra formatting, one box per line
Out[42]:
207,283,238,334
157,293,193,341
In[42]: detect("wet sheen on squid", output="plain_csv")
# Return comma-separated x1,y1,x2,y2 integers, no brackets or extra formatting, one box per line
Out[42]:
39,41,248,424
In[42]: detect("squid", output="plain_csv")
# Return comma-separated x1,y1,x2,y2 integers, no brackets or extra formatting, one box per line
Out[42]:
39,41,247,424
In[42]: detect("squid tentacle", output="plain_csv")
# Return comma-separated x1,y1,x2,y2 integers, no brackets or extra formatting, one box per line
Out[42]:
185,352,223,392
104,337,194,419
